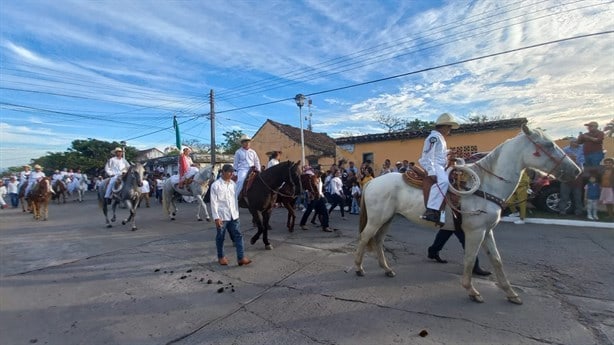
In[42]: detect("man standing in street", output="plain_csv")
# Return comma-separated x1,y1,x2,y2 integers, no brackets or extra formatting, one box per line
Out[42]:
577,121,604,170
209,164,251,266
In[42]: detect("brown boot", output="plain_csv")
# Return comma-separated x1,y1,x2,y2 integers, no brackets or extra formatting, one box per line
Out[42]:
238,257,252,266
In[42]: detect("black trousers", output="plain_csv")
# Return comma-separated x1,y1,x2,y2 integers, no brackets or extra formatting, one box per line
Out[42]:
300,197,329,228
428,214,484,269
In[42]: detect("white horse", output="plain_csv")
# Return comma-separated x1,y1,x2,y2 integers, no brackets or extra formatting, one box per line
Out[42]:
162,166,215,221
70,174,90,202
97,163,145,231
354,124,581,304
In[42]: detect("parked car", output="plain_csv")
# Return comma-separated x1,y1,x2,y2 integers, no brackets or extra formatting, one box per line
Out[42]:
463,152,569,214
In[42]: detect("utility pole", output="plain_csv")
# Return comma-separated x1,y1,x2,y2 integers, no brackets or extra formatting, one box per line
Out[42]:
210,89,216,168
307,98,313,131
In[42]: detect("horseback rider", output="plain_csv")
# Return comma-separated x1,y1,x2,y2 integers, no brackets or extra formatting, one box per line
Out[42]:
52,170,63,187
418,113,459,224
177,147,193,189
104,147,130,203
19,165,31,189
25,164,46,197
233,134,261,199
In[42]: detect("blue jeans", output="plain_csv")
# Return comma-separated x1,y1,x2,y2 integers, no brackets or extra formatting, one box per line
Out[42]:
216,218,245,260
10,193,19,208
584,151,604,167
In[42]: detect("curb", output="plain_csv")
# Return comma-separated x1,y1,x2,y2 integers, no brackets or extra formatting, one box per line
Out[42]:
500,216,613,229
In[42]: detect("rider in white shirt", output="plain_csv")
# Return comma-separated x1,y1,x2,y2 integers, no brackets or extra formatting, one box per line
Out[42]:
418,113,459,224
104,147,130,200
25,164,46,196
233,135,261,199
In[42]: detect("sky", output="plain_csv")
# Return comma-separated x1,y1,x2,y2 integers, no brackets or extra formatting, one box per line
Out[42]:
1,0,613,170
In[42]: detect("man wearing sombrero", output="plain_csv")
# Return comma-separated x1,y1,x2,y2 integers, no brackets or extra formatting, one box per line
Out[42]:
104,147,130,202
233,134,260,199
25,164,46,197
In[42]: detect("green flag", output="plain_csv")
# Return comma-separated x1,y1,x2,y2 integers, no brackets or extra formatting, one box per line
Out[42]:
173,116,181,150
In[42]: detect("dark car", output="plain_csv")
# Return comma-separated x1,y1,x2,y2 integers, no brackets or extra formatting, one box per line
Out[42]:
464,152,569,214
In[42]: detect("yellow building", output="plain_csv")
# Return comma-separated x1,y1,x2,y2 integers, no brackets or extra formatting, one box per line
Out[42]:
251,118,537,172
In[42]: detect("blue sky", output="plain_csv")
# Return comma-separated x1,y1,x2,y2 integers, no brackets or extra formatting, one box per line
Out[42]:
1,0,613,169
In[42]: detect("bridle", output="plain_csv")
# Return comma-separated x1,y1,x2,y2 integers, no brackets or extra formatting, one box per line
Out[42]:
524,132,569,178
257,162,298,198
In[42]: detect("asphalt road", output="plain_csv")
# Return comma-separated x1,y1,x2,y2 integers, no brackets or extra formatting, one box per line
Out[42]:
1,192,613,345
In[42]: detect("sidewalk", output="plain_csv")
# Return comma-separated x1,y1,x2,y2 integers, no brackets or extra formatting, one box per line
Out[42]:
500,215,613,229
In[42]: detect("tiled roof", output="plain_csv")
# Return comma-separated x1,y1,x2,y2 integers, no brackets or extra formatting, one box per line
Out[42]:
266,119,336,156
334,118,528,144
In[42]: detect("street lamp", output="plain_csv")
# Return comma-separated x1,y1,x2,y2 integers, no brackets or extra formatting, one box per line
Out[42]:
294,94,306,168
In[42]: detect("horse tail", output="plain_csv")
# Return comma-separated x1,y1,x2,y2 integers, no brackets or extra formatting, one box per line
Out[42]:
359,193,367,234
358,186,378,252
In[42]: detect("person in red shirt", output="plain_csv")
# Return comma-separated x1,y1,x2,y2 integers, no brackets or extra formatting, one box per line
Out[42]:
577,121,604,169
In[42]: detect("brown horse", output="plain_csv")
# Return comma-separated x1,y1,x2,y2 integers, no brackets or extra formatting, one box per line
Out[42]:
243,160,301,250
276,173,320,232
30,177,52,220
52,179,68,204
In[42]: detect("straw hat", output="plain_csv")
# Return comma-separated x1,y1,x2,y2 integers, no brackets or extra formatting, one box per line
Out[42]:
112,147,123,153
238,134,251,143
33,164,42,170
435,113,460,129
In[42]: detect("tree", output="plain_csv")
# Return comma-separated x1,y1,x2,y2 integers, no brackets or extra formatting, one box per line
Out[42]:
30,139,137,177
182,139,211,153
375,114,405,133
220,130,244,154
404,118,434,131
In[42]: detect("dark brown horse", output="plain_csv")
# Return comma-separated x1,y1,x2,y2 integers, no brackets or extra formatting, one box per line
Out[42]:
243,160,301,250
30,177,52,221
52,179,68,204
276,173,320,232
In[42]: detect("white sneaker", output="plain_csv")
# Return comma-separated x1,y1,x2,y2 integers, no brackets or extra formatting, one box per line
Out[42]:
587,215,594,220
513,219,525,225
510,212,520,218
593,215,599,220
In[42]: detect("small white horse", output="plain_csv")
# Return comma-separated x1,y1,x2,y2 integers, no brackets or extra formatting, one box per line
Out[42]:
354,124,581,304
162,166,215,221
69,174,89,202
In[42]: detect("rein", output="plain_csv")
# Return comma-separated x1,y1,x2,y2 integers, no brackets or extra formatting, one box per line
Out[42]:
524,133,569,177
257,163,298,198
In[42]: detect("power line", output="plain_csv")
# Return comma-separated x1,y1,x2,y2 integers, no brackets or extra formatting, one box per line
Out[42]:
216,31,613,115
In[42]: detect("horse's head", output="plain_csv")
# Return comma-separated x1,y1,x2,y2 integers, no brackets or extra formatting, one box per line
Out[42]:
128,163,145,188
521,124,581,182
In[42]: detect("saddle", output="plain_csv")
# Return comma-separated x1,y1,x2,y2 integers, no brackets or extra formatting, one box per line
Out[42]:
238,167,258,208
401,165,461,213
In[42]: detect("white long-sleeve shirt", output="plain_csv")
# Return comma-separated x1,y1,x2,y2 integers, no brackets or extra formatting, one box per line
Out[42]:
210,178,240,221
330,176,344,196
234,147,261,172
105,157,130,177
418,130,449,176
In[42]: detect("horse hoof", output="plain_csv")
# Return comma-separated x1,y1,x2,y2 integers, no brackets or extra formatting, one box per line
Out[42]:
206,218,211,222
131,227,137,231
170,217,175,221
197,218,203,222
122,221,126,225
356,270,365,277
385,271,396,278
107,225,112,228
469,294,484,303
265,244,273,250
507,296,523,305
